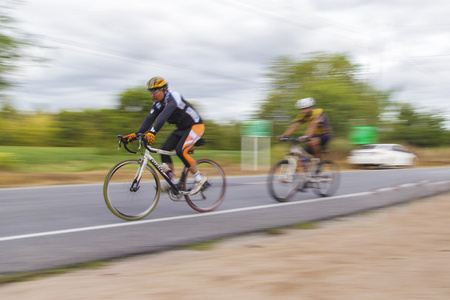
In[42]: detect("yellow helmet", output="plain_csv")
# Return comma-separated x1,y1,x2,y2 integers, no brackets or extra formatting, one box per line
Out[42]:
147,76,168,90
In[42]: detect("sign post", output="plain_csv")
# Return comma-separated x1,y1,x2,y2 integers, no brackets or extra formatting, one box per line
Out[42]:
241,120,272,171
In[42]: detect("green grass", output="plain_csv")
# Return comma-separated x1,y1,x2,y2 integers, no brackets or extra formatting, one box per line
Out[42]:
266,222,320,235
265,228,286,235
0,146,241,173
176,239,224,251
0,146,132,172
290,222,320,230
0,261,108,285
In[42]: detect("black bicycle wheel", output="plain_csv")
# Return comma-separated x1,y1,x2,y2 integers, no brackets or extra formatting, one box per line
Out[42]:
103,160,160,220
267,159,305,202
312,160,340,197
183,159,226,212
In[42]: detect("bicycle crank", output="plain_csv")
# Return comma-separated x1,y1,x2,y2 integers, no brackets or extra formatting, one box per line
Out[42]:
168,189,183,201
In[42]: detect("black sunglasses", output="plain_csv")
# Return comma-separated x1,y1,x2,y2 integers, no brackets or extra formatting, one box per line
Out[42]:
148,88,163,94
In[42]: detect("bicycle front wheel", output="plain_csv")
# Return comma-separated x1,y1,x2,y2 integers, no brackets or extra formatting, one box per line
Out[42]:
312,160,340,197
183,159,226,212
267,159,304,202
103,160,161,221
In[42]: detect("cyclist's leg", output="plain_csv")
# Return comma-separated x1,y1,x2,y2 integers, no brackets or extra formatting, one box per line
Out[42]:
309,134,332,159
320,134,333,154
175,124,205,194
176,124,205,171
309,136,322,159
161,130,183,171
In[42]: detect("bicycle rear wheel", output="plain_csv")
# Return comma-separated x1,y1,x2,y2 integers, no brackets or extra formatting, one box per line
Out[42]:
268,159,305,202
103,160,160,220
312,160,340,197
183,159,226,212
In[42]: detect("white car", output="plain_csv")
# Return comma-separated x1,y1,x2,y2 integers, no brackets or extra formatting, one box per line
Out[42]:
348,144,417,168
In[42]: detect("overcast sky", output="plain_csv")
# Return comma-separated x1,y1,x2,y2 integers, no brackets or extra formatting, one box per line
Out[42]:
6,0,450,125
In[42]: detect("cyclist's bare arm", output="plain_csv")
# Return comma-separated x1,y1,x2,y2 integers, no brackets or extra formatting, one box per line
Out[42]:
282,121,316,139
281,122,301,137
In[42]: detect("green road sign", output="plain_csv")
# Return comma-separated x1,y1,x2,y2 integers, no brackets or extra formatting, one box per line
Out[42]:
350,126,378,144
241,120,272,137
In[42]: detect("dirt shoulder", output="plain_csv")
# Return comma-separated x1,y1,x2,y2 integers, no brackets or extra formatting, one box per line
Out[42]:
1,193,449,299
0,166,271,188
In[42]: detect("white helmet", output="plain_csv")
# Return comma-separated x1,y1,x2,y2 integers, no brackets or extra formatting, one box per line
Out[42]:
296,97,316,109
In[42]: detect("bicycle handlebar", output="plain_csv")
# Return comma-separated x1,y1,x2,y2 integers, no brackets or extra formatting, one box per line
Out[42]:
117,133,154,154
117,135,138,154
278,136,311,143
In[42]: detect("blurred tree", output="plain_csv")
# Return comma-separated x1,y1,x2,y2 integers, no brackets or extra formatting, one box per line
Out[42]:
0,0,38,98
0,101,17,116
0,2,19,92
201,120,241,150
51,109,144,147
53,111,89,147
15,113,56,146
256,53,391,137
381,103,449,147
0,101,20,145
117,87,153,112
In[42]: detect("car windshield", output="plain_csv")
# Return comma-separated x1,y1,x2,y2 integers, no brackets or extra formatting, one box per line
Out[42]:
358,145,377,150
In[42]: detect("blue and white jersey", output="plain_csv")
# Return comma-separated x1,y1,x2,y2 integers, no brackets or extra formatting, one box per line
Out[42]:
137,90,202,135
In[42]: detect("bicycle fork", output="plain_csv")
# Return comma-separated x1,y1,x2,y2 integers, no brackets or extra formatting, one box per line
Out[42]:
130,156,149,192
286,157,297,175
279,156,298,183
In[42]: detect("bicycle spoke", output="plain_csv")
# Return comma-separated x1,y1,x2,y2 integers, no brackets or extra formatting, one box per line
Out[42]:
313,160,340,197
184,159,226,212
268,160,305,202
104,160,160,220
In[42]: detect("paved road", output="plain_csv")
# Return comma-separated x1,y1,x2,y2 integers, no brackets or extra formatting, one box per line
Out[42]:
1,167,449,274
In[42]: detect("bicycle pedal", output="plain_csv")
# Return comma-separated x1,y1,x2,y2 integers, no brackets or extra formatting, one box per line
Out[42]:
201,181,210,189
168,190,183,201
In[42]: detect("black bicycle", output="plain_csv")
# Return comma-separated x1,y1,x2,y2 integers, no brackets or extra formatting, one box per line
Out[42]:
103,134,226,220
268,138,340,202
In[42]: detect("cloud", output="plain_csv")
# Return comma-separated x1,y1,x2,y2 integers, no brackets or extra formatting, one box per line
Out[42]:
5,0,450,125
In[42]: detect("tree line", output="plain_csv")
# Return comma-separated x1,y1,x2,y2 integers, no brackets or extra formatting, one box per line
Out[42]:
0,105,243,150
1,2,449,149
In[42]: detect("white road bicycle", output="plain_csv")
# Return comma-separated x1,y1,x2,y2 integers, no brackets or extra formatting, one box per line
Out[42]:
103,134,226,221
268,138,340,202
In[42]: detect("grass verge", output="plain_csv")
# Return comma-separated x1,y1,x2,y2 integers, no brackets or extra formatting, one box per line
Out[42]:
0,261,108,285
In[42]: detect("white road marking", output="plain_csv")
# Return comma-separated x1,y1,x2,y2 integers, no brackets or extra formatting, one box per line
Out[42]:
0,191,371,242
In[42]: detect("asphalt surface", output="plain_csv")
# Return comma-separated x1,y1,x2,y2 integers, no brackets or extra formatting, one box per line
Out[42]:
1,167,449,275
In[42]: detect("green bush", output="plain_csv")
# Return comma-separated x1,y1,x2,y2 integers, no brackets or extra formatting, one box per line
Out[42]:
0,152,22,171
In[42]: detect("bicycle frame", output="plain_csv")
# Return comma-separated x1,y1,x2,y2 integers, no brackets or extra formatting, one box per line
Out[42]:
145,148,189,195
286,142,319,179
121,137,190,196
